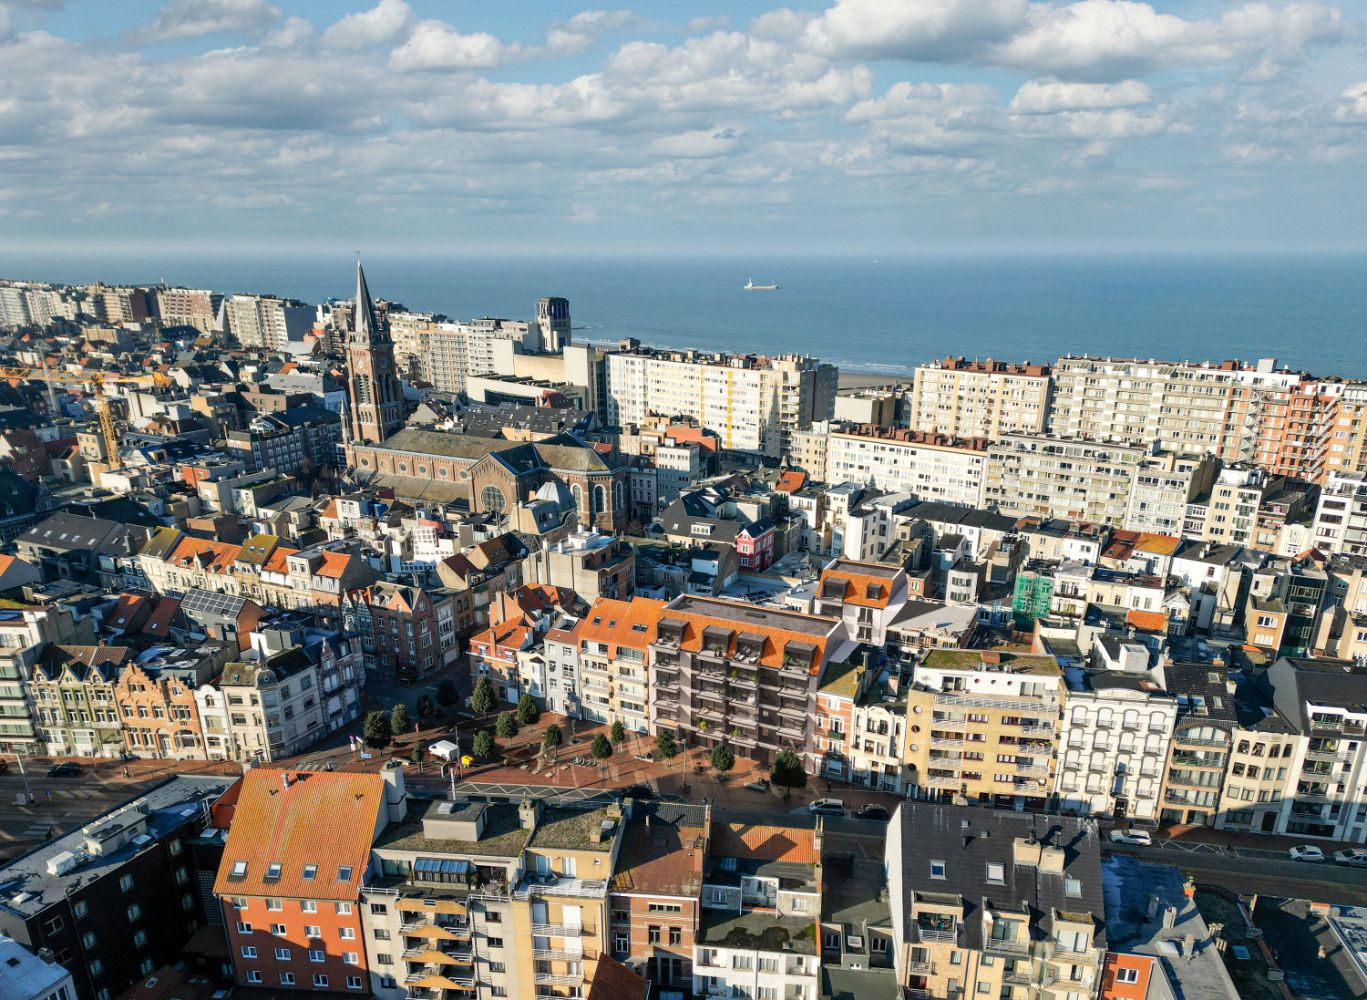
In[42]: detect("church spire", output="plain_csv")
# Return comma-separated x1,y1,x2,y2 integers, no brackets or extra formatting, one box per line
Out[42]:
354,256,380,342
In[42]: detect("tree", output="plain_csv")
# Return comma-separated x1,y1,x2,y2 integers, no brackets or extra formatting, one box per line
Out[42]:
655,730,678,764
610,720,626,746
391,703,411,736
710,743,735,778
435,679,459,707
470,677,496,717
770,748,808,798
543,724,563,751
410,743,423,764
415,694,435,723
591,733,612,760
517,693,541,725
363,710,392,749
472,729,495,760
496,712,518,739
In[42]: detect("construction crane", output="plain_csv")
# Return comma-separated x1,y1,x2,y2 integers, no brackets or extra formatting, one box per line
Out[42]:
0,365,169,472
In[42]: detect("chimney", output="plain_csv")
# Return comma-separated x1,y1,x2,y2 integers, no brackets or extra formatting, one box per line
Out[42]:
381,761,408,824
518,796,541,830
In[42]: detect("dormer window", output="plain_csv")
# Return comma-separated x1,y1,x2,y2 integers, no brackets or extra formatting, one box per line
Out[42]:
231,861,248,877
930,860,947,879
302,864,317,880
337,866,353,882
265,862,282,881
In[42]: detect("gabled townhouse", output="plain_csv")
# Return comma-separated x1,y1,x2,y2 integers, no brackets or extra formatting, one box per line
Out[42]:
813,647,908,792
569,597,665,733
114,644,231,760
28,645,130,757
813,558,908,647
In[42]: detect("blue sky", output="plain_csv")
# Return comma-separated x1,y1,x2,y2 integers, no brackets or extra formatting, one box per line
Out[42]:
1,0,1364,254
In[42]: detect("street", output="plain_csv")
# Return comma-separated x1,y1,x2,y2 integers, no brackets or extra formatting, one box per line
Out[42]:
1106,842,1367,905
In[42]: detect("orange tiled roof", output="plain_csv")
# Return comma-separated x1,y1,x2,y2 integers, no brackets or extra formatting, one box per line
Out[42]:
261,546,299,574
775,470,807,493
316,551,351,579
577,597,666,654
1126,609,1167,633
213,768,384,901
319,499,340,520
709,822,818,864
471,619,531,652
586,956,647,1000
819,566,894,609
142,596,181,636
664,603,836,674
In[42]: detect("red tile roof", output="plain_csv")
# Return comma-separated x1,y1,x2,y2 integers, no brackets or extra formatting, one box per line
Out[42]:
213,768,384,901
709,822,818,864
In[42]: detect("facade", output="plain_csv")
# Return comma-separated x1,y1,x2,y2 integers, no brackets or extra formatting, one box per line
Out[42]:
345,262,404,446
605,347,836,459
569,596,665,732
224,295,313,352
1313,473,1367,556
907,357,1052,439
985,435,1148,526
886,803,1106,1000
904,649,1064,811
524,528,635,604
389,312,543,393
364,582,461,685
1123,452,1217,536
28,646,129,758
1157,663,1236,827
0,604,92,755
823,425,989,508
1055,671,1177,821
649,595,848,767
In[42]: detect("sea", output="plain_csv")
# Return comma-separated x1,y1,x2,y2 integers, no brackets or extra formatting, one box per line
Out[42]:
4,251,1365,378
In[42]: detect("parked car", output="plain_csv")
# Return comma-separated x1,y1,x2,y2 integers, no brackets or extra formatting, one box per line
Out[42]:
1108,828,1153,846
1289,845,1326,863
808,798,846,817
1334,849,1367,867
46,762,80,777
743,778,770,793
854,803,890,821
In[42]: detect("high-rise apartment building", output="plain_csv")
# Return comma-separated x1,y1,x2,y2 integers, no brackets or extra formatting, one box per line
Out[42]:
605,347,836,459
155,287,223,332
389,313,544,392
1313,473,1367,556
225,294,314,351
907,357,1051,438
984,434,1148,526
1325,383,1367,480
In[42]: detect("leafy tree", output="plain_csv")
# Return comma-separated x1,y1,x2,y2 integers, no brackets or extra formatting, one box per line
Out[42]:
470,677,496,716
390,703,411,736
435,679,459,707
495,712,518,739
517,693,541,725
363,710,392,749
770,748,808,798
710,743,735,778
655,730,678,763
472,729,495,760
415,694,435,723
610,720,626,746
591,733,613,760
543,724,563,751
410,744,423,764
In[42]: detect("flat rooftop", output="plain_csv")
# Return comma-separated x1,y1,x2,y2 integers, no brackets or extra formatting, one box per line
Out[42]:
698,909,817,955
665,594,837,637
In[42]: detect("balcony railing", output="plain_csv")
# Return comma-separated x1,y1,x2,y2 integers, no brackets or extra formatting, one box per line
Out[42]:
533,972,584,986
986,936,1030,955
515,877,608,900
531,923,591,937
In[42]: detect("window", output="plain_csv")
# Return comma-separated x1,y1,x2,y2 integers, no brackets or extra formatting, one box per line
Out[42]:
279,973,295,987
373,929,390,941
302,864,317,880
337,866,353,882
336,902,353,915
1065,877,1082,898
669,926,682,945
305,925,321,938
930,860,947,879
344,953,359,965
231,861,247,877
88,960,103,977
236,922,253,934
986,863,1004,884
488,937,504,949
73,901,88,919
246,971,262,985
1117,968,1139,984
271,924,287,936
82,932,97,949
302,900,317,913
376,953,392,965
241,946,257,959
275,948,291,961
126,904,142,922
313,975,329,988
266,899,283,912
265,862,282,881
346,978,364,991
339,927,356,940
119,874,135,892
132,930,147,949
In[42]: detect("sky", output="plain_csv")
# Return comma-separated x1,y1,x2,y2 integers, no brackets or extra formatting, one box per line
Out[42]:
1,0,1365,255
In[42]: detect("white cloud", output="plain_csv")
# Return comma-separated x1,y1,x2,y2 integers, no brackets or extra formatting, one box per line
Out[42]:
1334,82,1367,123
139,0,281,43
545,10,635,57
389,20,517,71
803,0,1027,60
650,127,742,158
1009,79,1151,113
320,0,413,51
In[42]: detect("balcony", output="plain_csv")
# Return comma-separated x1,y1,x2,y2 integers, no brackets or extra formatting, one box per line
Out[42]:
532,949,585,962
531,923,592,936
533,972,584,987
986,936,1030,956
930,735,965,748
515,876,608,900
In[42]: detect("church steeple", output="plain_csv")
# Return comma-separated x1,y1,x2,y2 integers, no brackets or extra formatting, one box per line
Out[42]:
344,257,404,449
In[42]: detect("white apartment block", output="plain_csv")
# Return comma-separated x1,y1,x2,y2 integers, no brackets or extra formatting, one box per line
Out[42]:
389,312,544,392
155,287,223,331
225,294,314,351
1123,452,1217,536
824,426,988,507
984,434,1148,526
605,348,835,459
1314,473,1367,556
907,357,1051,438
1056,675,1177,821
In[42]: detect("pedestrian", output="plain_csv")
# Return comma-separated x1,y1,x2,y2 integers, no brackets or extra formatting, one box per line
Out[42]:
28,792,35,805
122,766,129,778
44,789,51,803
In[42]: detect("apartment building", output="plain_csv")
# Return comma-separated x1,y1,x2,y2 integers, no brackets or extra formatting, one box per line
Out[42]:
568,596,664,733
1251,378,1342,484
1056,671,1177,821
813,558,909,647
1313,473,1367,556
823,425,989,507
984,435,1148,526
886,804,1105,1000
695,821,822,1000
389,312,544,392
605,347,836,459
0,603,91,755
154,288,222,332
607,801,708,992
1157,663,1237,827
216,767,408,994
1325,383,1367,481
114,647,228,760
1123,452,1217,536
1213,693,1301,838
0,775,237,1000
524,528,635,603
649,595,848,768
224,295,314,352
28,646,130,758
904,649,1064,811
907,357,1052,438
813,648,908,793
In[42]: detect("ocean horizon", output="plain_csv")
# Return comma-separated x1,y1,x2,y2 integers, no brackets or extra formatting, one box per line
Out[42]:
3,250,1365,378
